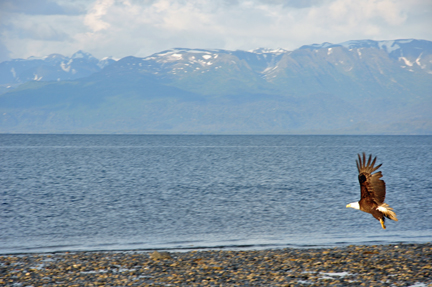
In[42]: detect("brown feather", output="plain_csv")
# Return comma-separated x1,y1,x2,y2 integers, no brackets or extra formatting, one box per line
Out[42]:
366,154,372,167
363,153,366,169
370,157,377,169
357,153,386,206
372,163,382,173
352,153,397,228
370,171,386,204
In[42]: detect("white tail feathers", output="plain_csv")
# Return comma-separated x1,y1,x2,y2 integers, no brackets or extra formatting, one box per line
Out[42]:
377,203,398,221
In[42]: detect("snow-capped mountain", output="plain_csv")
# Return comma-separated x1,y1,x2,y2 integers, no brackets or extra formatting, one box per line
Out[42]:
94,39,432,101
0,51,116,89
299,39,432,74
2,39,430,92
101,39,432,84
103,48,287,79
1,39,431,134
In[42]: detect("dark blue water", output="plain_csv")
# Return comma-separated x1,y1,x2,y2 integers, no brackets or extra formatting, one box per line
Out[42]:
1,135,431,254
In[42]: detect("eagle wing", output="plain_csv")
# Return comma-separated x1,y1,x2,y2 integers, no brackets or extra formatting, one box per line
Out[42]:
356,153,386,205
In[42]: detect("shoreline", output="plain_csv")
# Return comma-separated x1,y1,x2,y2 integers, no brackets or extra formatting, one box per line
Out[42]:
3,238,430,256
1,243,431,286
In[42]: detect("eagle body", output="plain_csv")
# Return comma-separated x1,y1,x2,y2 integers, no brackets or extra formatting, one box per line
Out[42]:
346,153,398,229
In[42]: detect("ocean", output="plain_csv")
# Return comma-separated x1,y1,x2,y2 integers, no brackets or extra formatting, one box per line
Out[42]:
1,134,431,254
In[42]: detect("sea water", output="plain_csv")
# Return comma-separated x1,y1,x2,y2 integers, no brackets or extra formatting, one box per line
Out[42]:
1,134,431,254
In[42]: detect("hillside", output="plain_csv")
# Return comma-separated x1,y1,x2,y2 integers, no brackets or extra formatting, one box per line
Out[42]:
0,39,431,134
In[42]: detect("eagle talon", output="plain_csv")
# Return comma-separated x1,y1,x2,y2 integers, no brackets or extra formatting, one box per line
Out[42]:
379,218,386,229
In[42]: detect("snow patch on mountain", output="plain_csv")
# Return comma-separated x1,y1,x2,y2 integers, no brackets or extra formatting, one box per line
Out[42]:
60,61,72,72
416,53,423,66
27,55,49,61
0,50,116,86
399,57,414,67
300,42,333,50
378,40,406,53
72,50,95,60
249,48,288,55
301,39,418,56
33,74,42,81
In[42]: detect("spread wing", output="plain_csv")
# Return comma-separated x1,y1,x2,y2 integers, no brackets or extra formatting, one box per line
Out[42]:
356,153,386,204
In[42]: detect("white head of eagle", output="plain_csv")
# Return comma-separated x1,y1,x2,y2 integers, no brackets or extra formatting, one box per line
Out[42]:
346,202,360,210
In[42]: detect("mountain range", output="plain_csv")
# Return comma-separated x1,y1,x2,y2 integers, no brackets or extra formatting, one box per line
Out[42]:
1,39,431,134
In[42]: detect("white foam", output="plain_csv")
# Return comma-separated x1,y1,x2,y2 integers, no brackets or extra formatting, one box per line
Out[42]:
320,272,352,278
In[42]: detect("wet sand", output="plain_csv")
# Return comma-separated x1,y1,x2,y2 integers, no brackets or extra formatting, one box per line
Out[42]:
1,243,431,286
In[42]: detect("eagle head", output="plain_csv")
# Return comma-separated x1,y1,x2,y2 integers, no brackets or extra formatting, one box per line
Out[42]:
346,202,360,210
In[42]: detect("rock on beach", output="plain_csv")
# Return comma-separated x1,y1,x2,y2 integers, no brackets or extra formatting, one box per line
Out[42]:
1,243,431,286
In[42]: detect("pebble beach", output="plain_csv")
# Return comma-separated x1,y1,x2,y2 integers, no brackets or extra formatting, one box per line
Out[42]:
1,243,431,286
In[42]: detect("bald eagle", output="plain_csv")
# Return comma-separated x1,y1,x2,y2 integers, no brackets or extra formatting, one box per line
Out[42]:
346,153,398,229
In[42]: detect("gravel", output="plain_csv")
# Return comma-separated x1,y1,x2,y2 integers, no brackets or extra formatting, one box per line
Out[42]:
1,243,431,286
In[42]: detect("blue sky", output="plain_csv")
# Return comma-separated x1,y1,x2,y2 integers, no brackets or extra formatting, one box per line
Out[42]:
0,0,431,62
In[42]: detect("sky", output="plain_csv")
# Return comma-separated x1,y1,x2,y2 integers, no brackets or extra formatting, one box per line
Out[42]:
0,0,431,62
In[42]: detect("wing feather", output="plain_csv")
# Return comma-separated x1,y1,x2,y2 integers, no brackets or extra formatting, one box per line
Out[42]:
362,153,366,169
357,153,386,205
370,157,377,169
366,154,372,167
372,163,382,173
356,154,362,172
370,171,386,204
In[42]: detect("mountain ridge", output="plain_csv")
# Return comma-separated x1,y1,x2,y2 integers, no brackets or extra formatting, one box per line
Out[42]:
1,39,431,134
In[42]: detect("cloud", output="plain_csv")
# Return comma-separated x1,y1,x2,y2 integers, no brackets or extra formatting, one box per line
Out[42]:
254,0,325,9
84,0,114,32
0,41,11,62
6,20,71,41
0,0,431,60
0,0,85,15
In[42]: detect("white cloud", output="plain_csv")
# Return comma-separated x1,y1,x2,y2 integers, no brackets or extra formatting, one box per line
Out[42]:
0,0,431,60
84,0,114,32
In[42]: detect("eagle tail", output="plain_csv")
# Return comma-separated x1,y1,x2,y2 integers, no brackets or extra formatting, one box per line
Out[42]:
377,203,398,221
